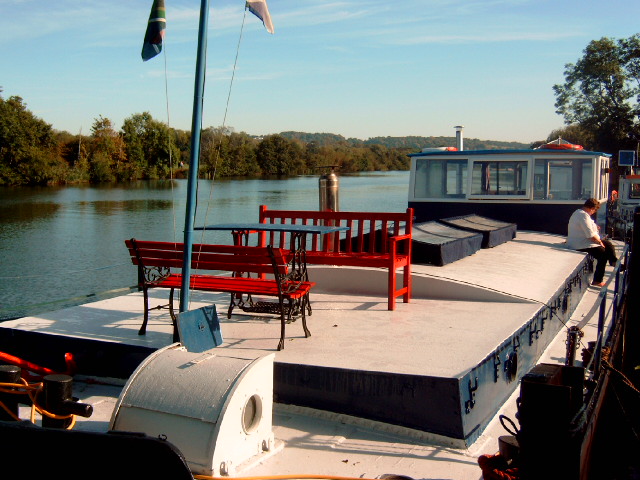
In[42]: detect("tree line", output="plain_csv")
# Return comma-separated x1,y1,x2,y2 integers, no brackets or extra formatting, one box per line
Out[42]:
2,32,639,186
0,96,413,186
0,94,528,187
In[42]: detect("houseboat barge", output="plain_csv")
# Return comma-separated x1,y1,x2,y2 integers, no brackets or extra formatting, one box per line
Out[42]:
408,133,611,234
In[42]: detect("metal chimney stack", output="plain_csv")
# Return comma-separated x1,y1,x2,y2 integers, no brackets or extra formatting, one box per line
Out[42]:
455,125,464,151
319,165,339,212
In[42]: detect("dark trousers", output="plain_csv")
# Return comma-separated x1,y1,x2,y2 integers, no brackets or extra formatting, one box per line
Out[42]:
579,239,617,283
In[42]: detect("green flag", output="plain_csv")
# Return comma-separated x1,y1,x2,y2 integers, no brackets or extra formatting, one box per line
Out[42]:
141,0,166,61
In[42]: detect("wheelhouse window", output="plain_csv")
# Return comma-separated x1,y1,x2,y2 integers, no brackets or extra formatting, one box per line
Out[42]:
470,161,528,196
533,158,593,200
414,158,467,199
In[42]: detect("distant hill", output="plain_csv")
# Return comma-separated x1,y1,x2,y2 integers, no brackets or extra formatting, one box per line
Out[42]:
278,131,531,150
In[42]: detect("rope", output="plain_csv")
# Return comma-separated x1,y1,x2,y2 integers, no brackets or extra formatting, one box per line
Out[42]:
189,7,249,313
602,359,640,396
194,476,386,480
425,246,624,358
422,270,576,328
477,453,520,480
0,399,21,421
609,368,640,443
0,380,77,429
161,32,179,246
499,414,519,436
197,7,248,244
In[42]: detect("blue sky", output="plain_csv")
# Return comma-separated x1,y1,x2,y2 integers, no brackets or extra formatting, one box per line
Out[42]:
1,0,639,144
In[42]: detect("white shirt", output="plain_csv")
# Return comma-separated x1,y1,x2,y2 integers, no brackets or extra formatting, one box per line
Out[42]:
567,208,600,250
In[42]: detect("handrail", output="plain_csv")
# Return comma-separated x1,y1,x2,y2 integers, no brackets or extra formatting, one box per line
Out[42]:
565,244,630,371
593,245,630,379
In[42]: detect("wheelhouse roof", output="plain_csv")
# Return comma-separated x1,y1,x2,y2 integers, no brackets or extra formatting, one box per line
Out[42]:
408,148,611,158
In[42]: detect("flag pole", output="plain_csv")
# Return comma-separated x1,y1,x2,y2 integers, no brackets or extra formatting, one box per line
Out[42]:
179,0,210,322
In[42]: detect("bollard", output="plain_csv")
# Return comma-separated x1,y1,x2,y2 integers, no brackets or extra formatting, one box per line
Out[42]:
319,166,339,212
42,374,93,429
319,165,339,250
0,365,22,421
565,325,584,366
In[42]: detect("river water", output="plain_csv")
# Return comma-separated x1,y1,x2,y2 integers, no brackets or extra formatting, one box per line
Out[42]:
0,171,409,319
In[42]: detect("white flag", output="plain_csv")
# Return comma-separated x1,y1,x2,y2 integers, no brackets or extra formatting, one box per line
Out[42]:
246,0,274,34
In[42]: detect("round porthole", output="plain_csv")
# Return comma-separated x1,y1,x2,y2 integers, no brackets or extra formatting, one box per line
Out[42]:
242,394,263,433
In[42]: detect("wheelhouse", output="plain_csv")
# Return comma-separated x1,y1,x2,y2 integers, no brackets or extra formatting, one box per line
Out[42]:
408,148,611,234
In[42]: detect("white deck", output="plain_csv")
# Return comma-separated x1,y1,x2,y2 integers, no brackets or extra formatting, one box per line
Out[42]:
3,231,590,378
2,231,621,479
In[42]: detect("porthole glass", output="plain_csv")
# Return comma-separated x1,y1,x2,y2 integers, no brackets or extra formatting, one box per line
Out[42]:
242,395,262,433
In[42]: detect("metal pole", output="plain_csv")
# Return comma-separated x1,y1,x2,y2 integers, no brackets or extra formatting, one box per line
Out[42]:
454,125,464,151
180,0,210,315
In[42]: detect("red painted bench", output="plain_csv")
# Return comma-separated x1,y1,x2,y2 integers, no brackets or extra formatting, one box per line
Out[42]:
257,206,414,310
125,239,314,350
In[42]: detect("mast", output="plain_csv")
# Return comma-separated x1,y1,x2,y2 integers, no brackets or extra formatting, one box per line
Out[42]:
179,0,210,316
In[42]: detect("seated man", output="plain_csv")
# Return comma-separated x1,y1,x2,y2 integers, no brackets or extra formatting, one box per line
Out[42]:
567,198,618,287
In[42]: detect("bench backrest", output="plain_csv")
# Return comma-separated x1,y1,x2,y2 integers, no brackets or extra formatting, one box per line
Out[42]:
258,205,414,254
125,239,288,276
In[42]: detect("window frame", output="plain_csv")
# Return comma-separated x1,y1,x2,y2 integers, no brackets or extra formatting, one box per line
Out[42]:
532,156,597,201
467,157,530,199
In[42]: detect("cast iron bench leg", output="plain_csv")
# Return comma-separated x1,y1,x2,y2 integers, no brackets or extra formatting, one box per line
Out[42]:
139,286,150,335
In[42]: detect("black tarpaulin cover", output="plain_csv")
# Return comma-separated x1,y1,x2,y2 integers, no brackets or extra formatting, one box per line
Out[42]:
412,221,483,266
438,214,517,248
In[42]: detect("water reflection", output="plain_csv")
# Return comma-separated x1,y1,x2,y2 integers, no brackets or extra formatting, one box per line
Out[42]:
0,202,60,223
75,199,174,215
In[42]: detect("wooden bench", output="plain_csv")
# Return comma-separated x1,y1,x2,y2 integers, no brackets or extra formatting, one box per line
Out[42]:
125,239,315,350
257,206,414,310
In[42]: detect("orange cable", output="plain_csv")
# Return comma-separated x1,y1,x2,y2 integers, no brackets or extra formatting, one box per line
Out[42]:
194,476,383,480
0,400,21,421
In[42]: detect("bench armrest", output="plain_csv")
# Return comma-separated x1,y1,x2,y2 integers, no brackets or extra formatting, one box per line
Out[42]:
390,233,411,242
389,233,412,259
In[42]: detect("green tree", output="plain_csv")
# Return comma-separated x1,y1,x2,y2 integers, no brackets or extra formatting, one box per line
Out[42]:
87,116,128,182
223,131,260,176
553,34,640,157
199,126,221,178
256,134,303,175
0,95,66,185
171,128,191,171
54,129,90,183
121,112,180,179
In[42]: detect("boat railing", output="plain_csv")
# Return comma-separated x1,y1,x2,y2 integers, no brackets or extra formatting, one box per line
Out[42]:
564,243,630,373
593,244,629,380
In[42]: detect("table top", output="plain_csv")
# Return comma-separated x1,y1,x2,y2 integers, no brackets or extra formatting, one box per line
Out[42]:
195,223,349,235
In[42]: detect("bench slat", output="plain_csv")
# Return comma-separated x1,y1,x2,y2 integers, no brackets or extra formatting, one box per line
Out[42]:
155,274,313,298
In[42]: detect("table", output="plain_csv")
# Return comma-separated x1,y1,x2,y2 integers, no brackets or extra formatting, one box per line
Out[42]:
195,222,349,316
196,222,349,250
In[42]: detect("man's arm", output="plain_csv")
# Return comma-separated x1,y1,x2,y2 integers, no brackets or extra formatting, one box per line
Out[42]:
589,235,604,247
